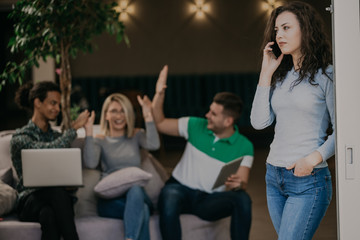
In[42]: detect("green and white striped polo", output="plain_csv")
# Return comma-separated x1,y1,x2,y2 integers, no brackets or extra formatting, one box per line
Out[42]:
172,117,254,193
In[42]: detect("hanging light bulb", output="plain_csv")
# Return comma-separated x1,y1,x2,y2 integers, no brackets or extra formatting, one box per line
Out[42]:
114,0,135,22
189,0,211,19
261,0,283,15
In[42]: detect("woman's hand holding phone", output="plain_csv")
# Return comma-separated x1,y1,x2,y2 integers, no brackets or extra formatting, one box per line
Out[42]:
258,42,284,86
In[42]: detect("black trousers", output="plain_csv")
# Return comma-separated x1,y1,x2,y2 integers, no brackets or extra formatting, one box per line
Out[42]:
17,187,79,240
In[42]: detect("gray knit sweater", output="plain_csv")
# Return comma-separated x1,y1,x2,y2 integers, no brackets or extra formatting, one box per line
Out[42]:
250,66,335,168
84,122,160,177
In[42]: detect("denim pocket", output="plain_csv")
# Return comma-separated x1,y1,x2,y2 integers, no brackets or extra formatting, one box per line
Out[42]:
289,168,313,178
289,167,326,178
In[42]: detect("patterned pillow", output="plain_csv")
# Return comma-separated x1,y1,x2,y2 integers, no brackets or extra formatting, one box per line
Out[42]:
0,180,17,216
0,167,13,187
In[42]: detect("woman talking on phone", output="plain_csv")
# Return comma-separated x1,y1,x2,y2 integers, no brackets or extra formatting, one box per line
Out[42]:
250,1,334,239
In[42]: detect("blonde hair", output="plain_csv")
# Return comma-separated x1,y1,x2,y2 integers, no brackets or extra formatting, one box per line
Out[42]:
99,93,135,137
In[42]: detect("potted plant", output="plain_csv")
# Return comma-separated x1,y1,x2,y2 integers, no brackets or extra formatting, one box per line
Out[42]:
0,0,127,129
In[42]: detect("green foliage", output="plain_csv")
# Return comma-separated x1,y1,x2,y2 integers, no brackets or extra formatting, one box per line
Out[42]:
70,104,81,121
0,0,126,90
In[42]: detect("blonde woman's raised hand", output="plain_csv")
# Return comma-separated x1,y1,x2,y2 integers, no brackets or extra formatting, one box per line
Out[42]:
155,65,168,94
137,95,153,122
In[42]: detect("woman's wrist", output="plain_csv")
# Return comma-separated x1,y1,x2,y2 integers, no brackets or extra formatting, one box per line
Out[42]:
155,89,165,95
143,112,153,122
258,71,273,86
84,126,93,136
307,151,323,167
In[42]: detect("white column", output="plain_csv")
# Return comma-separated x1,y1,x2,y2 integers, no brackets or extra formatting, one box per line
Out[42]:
333,0,360,239
32,58,55,83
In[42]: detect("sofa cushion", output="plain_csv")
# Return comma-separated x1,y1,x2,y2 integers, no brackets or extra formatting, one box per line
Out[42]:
74,169,101,217
94,167,152,199
0,180,17,216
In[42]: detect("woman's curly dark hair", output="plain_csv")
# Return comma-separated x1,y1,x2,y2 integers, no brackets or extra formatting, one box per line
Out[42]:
262,1,332,87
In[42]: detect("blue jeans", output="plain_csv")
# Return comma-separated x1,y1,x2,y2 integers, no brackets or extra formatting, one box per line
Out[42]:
97,185,153,240
158,177,252,240
265,163,332,240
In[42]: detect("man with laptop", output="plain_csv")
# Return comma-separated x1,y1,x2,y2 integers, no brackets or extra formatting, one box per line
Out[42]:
10,81,89,240
152,66,254,240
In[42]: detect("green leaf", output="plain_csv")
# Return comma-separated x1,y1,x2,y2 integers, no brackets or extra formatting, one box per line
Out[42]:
18,76,23,85
34,59,39,68
55,54,60,64
70,104,81,121
42,28,50,36
116,32,123,43
9,74,16,84
7,37,16,47
124,34,130,47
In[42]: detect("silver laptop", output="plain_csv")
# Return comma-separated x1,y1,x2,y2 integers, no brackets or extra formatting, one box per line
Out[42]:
21,148,83,187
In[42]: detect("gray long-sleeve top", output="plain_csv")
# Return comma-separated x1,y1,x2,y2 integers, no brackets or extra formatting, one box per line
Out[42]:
250,66,335,168
84,122,160,177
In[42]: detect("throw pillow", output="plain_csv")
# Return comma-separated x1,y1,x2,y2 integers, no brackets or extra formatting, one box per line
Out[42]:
94,167,152,199
0,167,13,187
0,180,17,216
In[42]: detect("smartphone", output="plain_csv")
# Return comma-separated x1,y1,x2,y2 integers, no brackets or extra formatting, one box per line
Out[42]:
271,41,282,58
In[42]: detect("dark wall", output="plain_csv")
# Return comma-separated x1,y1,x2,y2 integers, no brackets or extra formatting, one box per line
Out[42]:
0,0,332,131
70,0,332,77
0,10,31,131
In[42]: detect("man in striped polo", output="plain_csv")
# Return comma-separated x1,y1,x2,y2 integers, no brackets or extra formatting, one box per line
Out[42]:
152,66,254,240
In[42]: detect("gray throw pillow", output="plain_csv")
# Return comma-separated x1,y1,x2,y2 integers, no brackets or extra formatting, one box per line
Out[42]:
94,167,152,199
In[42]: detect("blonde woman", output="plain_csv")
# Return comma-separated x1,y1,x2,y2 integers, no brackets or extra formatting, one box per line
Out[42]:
84,93,160,240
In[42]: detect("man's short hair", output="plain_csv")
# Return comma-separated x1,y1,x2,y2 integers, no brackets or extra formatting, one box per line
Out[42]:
213,92,243,122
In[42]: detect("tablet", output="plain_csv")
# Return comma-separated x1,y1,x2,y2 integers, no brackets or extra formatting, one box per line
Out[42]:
212,157,243,189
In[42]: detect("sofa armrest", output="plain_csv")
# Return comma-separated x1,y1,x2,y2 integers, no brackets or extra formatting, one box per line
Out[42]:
140,149,169,208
